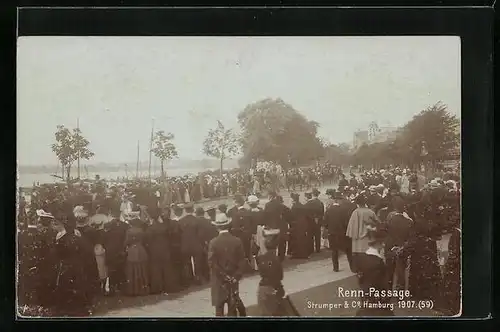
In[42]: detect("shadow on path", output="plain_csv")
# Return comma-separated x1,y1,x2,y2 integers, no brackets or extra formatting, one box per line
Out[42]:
91,250,333,315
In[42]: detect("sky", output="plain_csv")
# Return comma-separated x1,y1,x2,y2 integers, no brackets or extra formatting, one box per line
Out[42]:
17,36,460,166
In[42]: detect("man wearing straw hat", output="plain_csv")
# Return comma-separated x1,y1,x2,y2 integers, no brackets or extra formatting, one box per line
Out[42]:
208,213,247,317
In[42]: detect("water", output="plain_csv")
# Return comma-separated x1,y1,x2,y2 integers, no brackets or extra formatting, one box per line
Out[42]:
17,167,217,188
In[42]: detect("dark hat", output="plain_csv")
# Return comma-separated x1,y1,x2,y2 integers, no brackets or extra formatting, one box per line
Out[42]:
354,194,367,206
326,188,335,196
304,192,312,199
333,191,343,200
218,203,228,213
172,204,184,213
268,190,278,198
195,207,205,216
312,188,320,196
290,192,300,201
390,183,400,191
233,194,245,204
391,196,405,211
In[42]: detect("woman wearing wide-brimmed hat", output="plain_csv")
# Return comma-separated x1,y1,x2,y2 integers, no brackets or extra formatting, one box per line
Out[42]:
73,205,101,299
256,227,286,316
124,211,150,296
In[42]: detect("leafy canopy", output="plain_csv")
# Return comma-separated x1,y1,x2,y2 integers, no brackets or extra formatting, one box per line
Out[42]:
51,125,94,168
238,98,323,166
152,130,179,162
203,120,240,161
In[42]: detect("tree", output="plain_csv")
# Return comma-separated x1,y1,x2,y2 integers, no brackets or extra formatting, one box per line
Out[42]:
238,98,323,168
51,125,94,181
348,102,459,170
203,120,240,176
324,143,351,166
398,102,460,166
151,130,178,180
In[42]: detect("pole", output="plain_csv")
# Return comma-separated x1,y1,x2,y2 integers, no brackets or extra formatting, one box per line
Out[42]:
148,118,154,182
136,140,140,179
77,117,80,180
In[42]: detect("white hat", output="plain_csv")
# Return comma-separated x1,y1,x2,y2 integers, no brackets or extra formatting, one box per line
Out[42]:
263,228,280,236
369,185,377,191
211,213,231,227
73,205,88,218
377,184,385,188
247,195,259,204
124,211,141,222
36,209,54,219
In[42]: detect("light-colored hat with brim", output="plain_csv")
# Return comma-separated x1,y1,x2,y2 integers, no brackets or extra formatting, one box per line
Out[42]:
247,195,259,204
124,211,141,222
369,185,377,191
36,209,54,219
211,213,231,227
262,228,280,237
73,205,88,218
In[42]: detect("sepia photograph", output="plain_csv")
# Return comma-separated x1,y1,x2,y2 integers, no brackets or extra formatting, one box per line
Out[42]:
16,36,461,318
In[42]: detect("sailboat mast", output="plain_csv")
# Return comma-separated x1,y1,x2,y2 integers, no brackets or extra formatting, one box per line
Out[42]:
77,117,81,180
136,140,140,179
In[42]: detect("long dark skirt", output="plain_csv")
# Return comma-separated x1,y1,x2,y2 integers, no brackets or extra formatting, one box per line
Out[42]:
257,286,284,316
125,261,150,296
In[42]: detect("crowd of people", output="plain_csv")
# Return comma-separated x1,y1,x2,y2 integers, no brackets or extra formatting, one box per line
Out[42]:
20,162,341,212
17,163,460,317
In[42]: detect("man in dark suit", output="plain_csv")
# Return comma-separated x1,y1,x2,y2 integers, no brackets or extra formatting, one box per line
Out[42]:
304,189,324,254
196,207,218,282
356,230,394,317
228,196,251,265
324,191,353,272
384,196,414,291
227,195,245,220
263,191,282,229
178,203,204,285
208,213,247,317
275,195,290,261
103,206,130,294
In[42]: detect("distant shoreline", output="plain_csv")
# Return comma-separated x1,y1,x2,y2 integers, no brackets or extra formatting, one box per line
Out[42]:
18,159,240,175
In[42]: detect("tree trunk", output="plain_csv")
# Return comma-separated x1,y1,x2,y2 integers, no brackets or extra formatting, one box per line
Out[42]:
161,159,165,180
66,164,71,183
220,158,223,178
